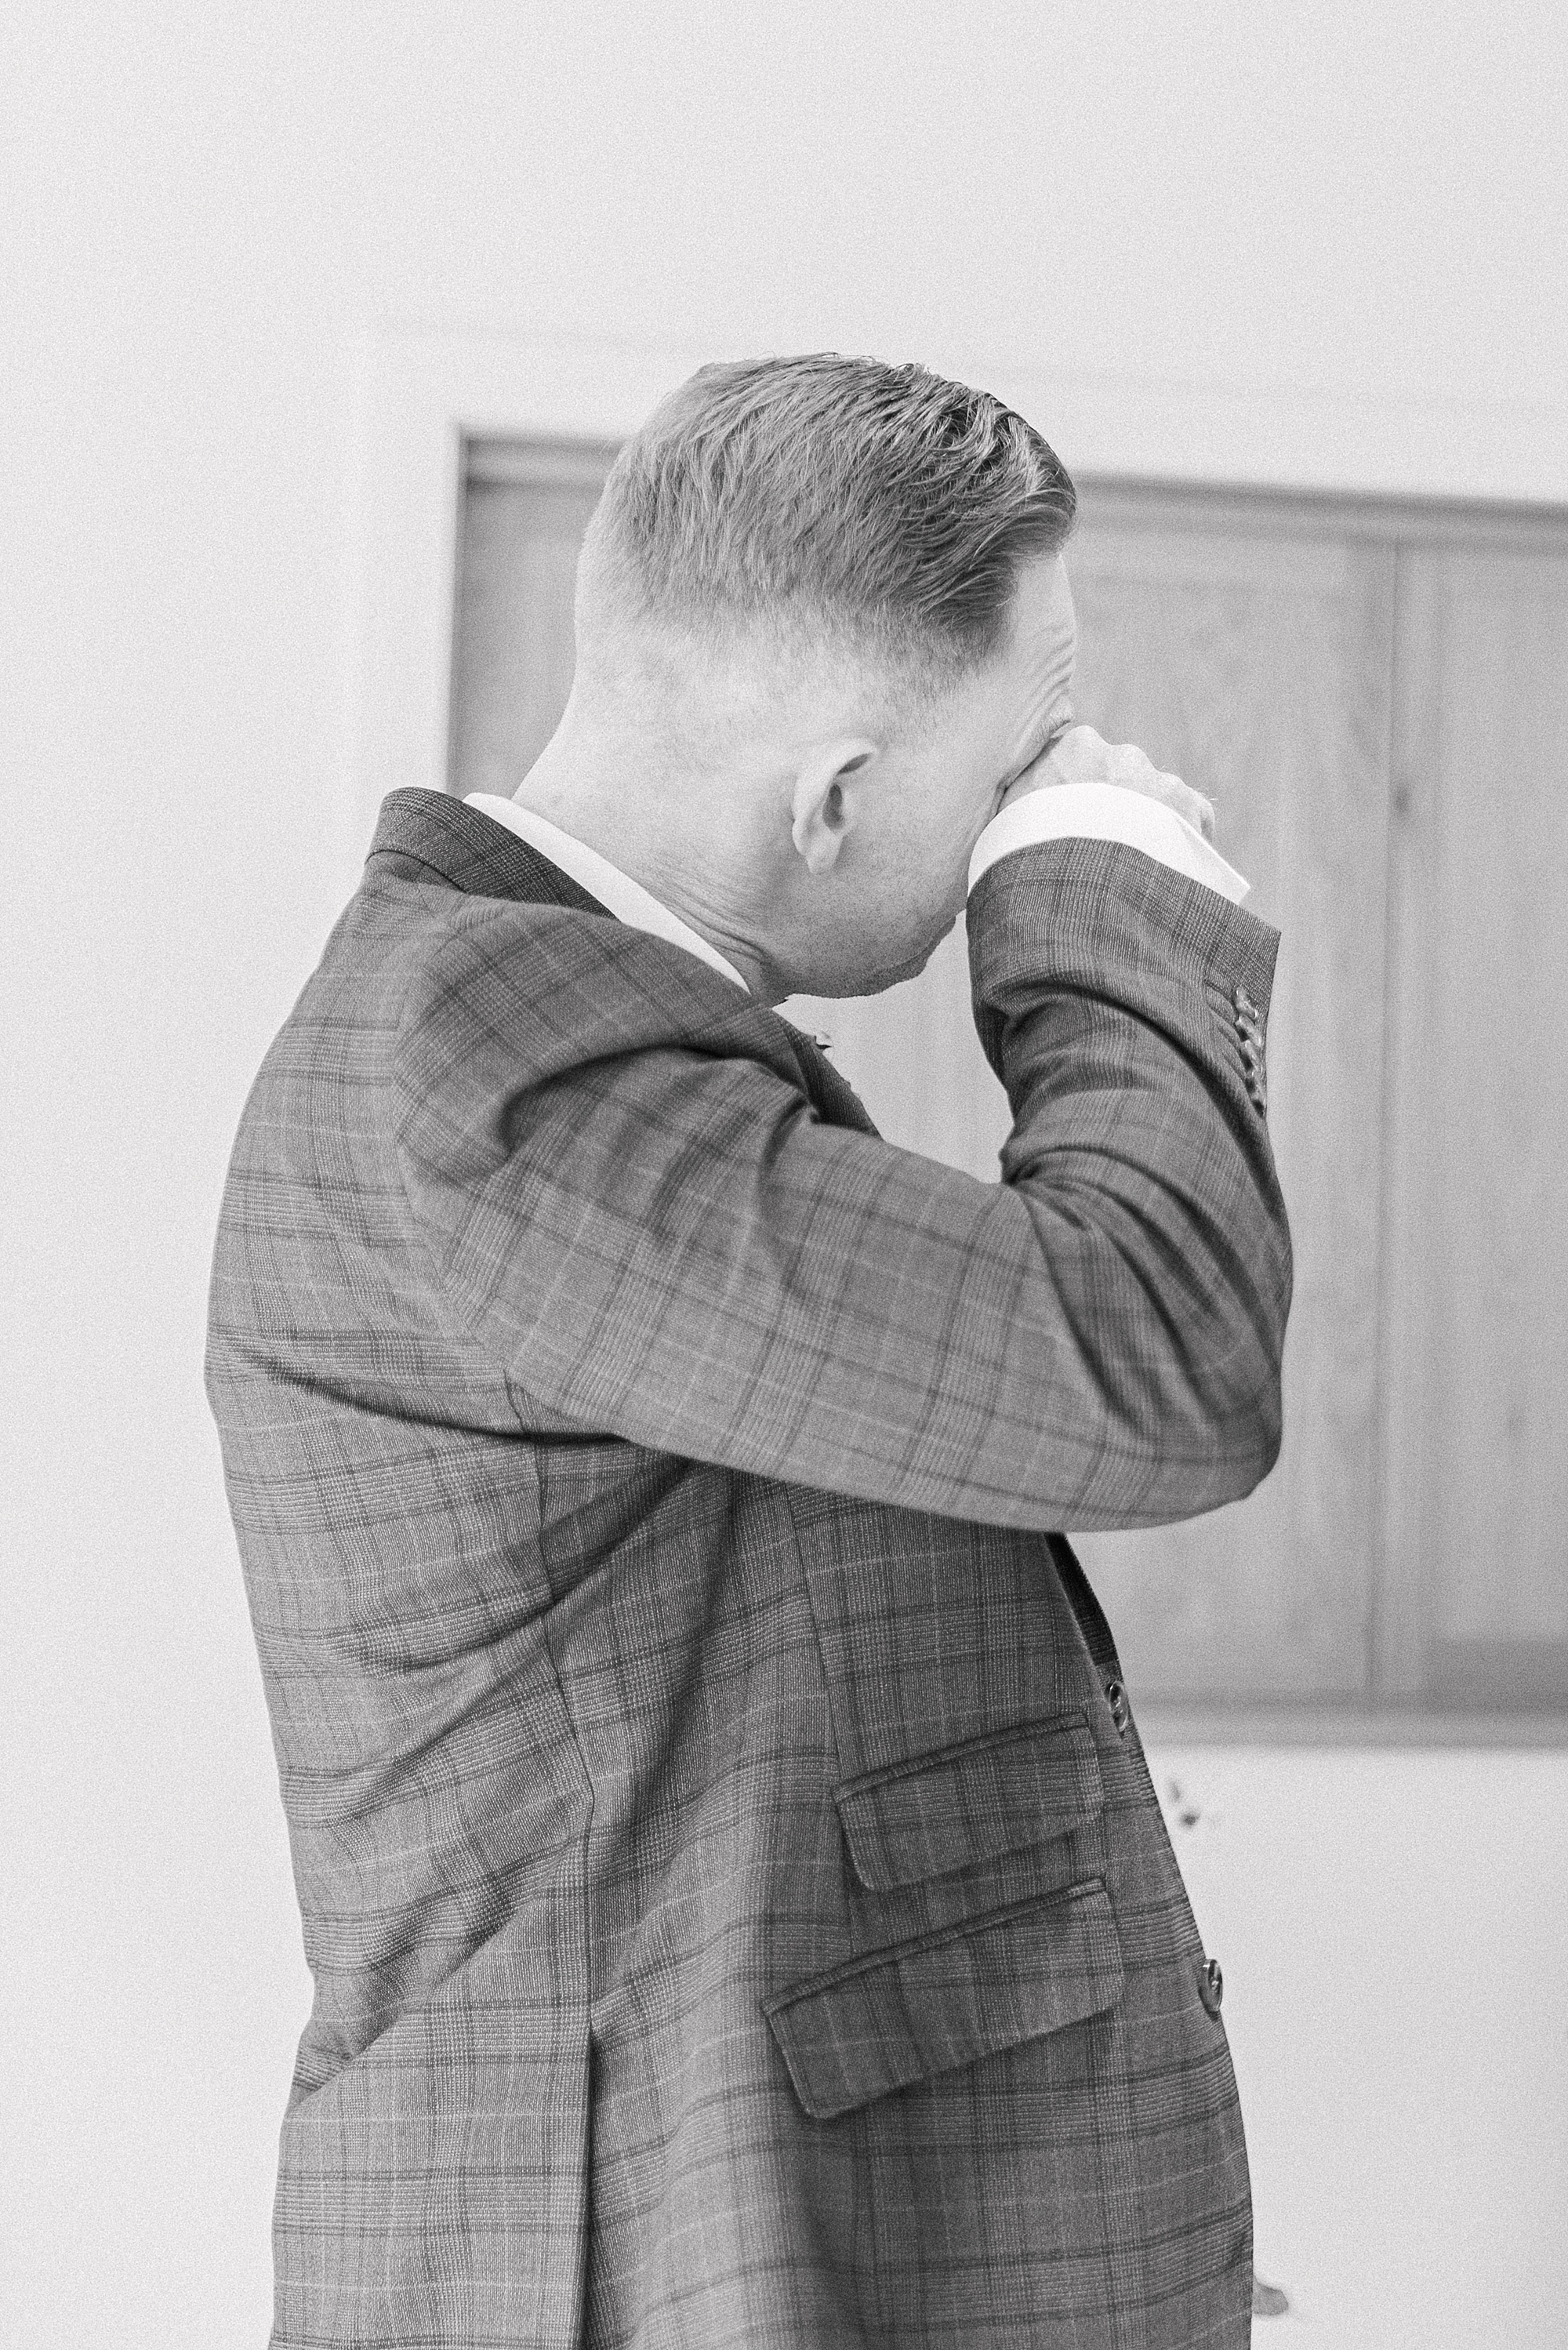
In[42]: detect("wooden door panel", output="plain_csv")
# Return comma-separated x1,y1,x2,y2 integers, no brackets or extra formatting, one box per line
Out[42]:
1062,518,1396,1700
1378,549,1568,1705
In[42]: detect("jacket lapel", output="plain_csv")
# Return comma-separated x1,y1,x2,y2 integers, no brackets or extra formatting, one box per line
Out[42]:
772,1022,878,1132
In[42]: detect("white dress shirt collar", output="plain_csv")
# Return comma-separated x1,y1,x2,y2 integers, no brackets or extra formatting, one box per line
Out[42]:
464,794,750,994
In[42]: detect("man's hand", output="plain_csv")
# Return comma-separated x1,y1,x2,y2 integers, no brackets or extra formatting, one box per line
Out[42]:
1004,723,1218,844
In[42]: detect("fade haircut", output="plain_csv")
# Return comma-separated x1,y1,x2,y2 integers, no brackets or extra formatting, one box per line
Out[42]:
575,354,1076,696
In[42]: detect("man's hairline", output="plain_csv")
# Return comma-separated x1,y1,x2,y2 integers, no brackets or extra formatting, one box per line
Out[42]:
575,544,1069,746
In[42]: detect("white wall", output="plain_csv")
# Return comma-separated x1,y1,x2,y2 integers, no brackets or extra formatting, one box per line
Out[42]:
3,6,1565,2343
1145,1747,1568,2345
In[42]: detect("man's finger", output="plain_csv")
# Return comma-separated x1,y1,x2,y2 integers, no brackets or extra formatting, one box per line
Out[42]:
1159,774,1215,841
1025,728,1219,851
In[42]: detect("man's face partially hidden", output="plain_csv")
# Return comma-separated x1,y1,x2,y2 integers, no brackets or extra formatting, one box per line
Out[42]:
810,552,1079,997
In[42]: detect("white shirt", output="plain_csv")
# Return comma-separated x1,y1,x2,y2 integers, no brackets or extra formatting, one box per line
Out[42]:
466,786,1249,997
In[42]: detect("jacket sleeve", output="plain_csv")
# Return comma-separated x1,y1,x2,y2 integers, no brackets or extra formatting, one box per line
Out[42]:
395,836,1292,1533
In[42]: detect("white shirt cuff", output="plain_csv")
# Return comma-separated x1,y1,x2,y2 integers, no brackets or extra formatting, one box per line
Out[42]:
968,781,1250,906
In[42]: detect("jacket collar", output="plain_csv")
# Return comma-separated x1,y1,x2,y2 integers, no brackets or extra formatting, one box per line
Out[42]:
364,790,876,1135
367,786,609,915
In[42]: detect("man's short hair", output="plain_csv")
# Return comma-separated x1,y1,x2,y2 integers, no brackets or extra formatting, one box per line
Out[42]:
577,354,1076,686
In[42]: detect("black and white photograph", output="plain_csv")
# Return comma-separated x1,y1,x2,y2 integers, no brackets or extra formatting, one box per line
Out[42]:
5,6,1566,2345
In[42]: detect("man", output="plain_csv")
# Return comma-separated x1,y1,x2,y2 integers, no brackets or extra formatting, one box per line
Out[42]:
208,354,1290,2348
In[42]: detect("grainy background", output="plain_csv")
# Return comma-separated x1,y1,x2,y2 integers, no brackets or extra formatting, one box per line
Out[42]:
3,5,1565,2343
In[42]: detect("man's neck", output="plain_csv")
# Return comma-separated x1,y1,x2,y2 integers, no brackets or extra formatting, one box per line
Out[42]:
509,734,786,1002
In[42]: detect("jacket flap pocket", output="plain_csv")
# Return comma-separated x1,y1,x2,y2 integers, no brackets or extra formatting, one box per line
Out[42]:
764,1879,1122,2121
833,1712,1102,1891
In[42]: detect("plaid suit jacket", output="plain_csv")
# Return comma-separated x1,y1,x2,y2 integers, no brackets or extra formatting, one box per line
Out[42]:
207,787,1290,2349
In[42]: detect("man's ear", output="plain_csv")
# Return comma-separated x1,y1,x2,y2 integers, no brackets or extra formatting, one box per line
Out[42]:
789,740,880,876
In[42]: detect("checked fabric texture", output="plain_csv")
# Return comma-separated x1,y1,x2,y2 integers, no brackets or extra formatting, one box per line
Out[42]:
206,788,1291,2349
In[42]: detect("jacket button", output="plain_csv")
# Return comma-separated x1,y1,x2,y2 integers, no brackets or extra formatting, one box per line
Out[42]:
1199,1956,1225,2016
1105,1677,1131,1738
